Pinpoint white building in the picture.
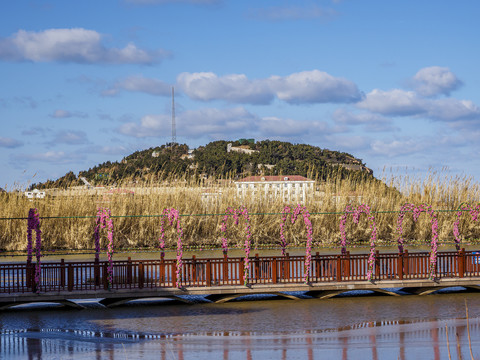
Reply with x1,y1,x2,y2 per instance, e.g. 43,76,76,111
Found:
24,189,46,199
234,175,315,203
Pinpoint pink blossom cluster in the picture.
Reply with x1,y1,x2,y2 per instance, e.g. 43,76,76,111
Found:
280,204,313,283
396,203,438,279
395,203,416,253
27,208,42,290
453,204,480,250
94,207,114,287
340,204,378,280
220,206,252,286
159,208,184,288
220,207,237,255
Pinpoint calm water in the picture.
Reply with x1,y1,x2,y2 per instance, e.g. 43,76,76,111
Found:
1,291,480,359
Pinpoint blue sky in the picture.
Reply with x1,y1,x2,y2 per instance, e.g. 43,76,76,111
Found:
1,0,479,189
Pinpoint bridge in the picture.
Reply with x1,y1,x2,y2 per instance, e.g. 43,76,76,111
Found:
1,249,480,309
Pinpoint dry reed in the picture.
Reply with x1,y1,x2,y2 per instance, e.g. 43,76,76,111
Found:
1,170,480,252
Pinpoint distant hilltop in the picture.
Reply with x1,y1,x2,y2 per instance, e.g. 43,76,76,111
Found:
30,140,374,189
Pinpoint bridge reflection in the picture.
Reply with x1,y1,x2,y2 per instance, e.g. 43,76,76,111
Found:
1,319,478,359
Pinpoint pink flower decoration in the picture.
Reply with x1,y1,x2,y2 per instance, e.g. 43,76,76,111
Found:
27,208,42,291
396,203,438,279
453,204,480,250
221,206,252,286
280,204,314,284
159,208,184,288
94,207,114,287
339,204,378,281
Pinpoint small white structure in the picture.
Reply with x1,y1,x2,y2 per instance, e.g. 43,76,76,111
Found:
227,143,258,155
24,189,46,199
234,175,315,202
200,188,222,208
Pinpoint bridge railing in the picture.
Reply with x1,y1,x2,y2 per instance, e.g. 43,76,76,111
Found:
0,249,479,294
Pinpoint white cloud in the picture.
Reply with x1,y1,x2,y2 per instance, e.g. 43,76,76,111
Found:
249,5,337,21
358,88,480,124
103,75,172,96
371,138,427,157
270,70,362,104
357,89,426,116
332,108,396,132
178,70,361,105
118,107,258,139
426,98,480,122
51,130,89,145
0,28,168,64
411,66,462,97
50,109,88,119
0,137,23,148
258,117,329,137
14,151,84,163
177,72,273,104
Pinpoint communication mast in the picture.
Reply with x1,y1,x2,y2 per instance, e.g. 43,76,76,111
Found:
171,86,176,145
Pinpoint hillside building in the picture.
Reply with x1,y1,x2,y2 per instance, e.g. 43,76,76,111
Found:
234,175,315,202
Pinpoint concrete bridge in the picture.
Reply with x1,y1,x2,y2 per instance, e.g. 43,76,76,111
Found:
1,250,480,309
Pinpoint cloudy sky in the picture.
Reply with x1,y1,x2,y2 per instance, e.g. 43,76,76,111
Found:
1,0,479,189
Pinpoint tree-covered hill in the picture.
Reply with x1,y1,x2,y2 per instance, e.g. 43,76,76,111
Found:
30,140,375,189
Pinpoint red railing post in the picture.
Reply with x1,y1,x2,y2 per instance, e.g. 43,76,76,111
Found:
239,259,244,285
315,252,320,280
255,254,260,281
206,259,212,287
375,250,380,279
127,257,132,286
285,253,290,280
26,260,33,289
192,255,197,284
67,264,74,292
336,255,342,282
60,259,65,289
103,263,109,290
458,248,465,278
397,252,404,280
404,250,409,277
272,258,278,284
223,253,228,285
160,253,165,284
138,261,144,289
344,251,351,280
171,262,177,287
94,258,100,286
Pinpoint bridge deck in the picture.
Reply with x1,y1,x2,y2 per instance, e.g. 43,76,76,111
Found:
1,249,480,308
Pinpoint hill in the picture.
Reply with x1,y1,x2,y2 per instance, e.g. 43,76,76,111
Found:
30,140,375,189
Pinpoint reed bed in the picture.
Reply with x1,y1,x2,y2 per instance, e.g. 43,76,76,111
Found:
1,170,480,252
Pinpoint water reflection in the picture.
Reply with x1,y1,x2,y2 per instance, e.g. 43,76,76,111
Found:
1,294,480,359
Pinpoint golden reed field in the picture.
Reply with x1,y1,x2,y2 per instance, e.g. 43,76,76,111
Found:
1,170,480,252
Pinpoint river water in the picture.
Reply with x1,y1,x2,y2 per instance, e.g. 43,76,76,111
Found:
1,290,480,359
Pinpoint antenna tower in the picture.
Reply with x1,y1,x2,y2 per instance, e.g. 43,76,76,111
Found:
171,86,176,145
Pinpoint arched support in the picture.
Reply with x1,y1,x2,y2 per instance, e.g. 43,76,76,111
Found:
306,290,347,299
370,289,401,297
0,300,85,310
99,295,193,308
205,292,301,303
401,287,446,296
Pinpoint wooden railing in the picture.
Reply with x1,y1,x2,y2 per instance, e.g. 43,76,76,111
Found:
1,249,480,294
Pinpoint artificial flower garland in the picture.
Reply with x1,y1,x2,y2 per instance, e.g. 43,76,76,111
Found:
453,204,480,250
27,208,42,291
280,204,313,284
340,204,378,281
220,206,252,286
396,203,438,279
94,207,114,287
158,208,184,288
